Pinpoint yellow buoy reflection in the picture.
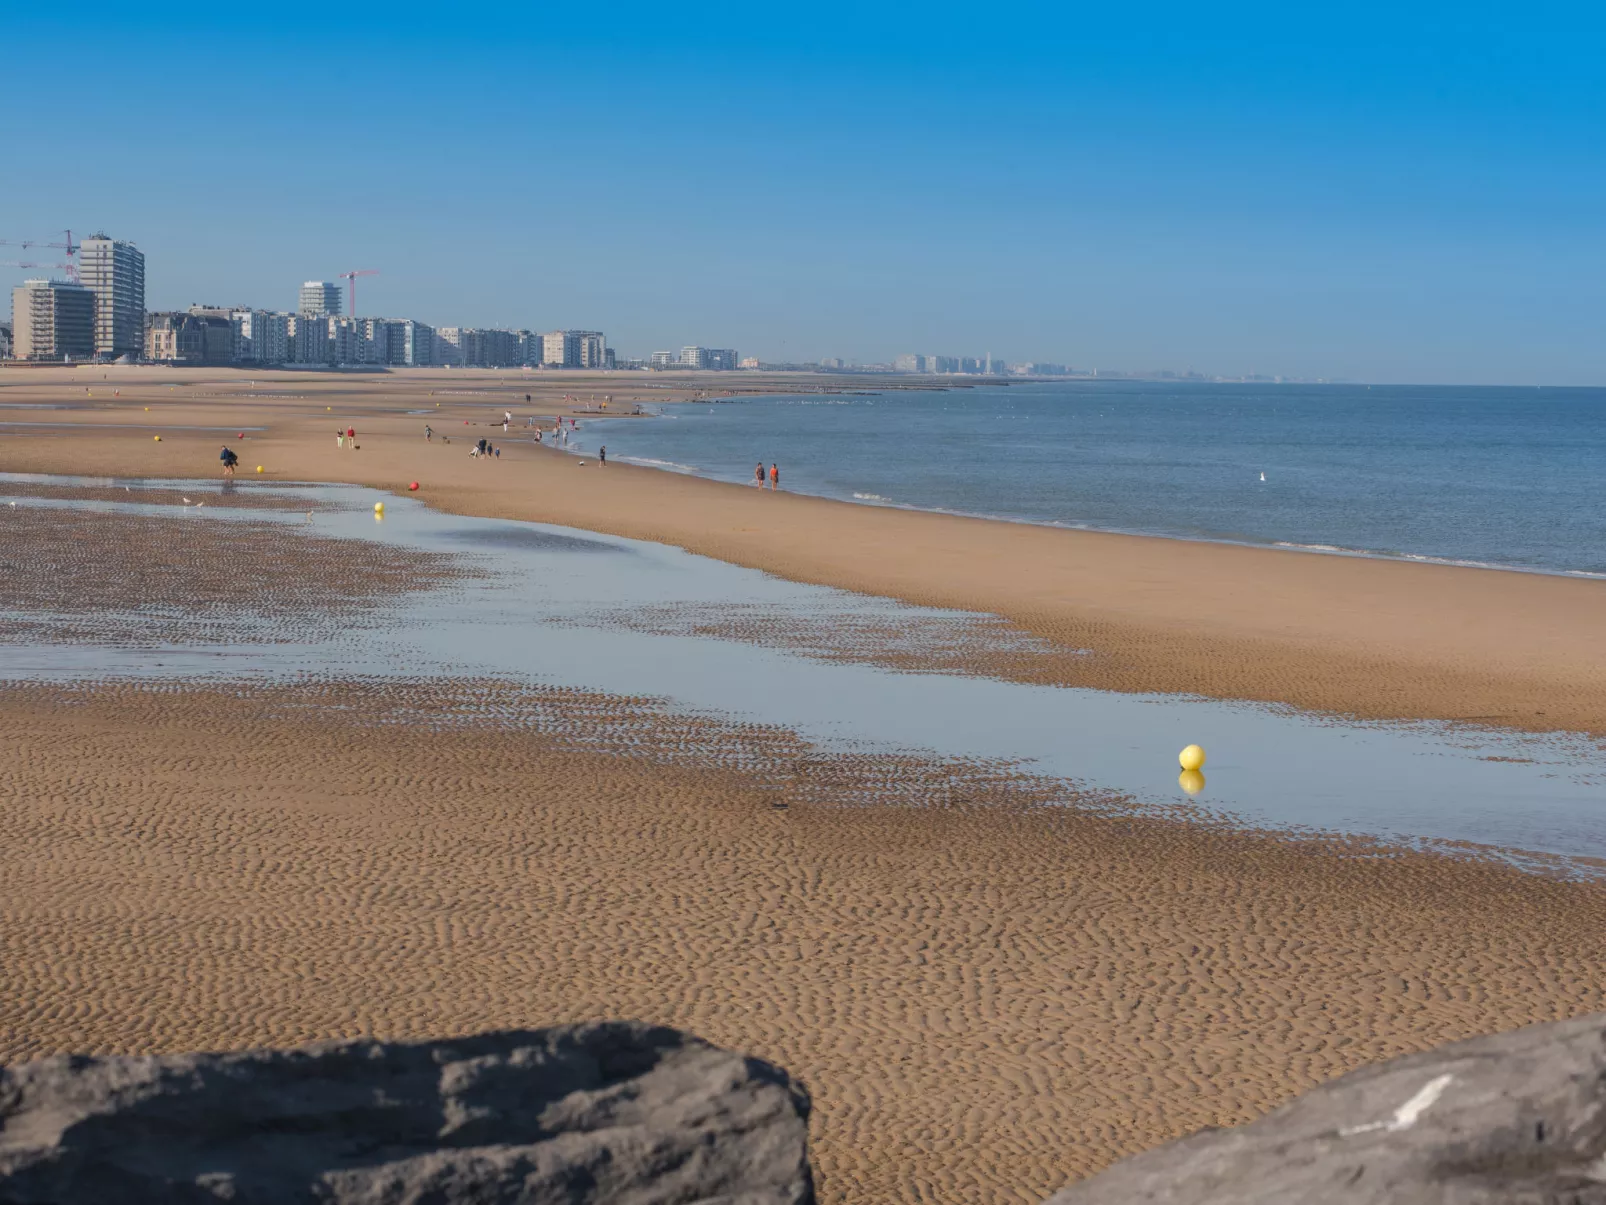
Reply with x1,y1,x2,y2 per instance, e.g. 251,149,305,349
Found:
1179,743,1207,771
1178,769,1206,796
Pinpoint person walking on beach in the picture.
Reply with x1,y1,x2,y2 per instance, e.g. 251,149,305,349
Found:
754,462,765,488
219,445,238,477
599,445,607,466
769,463,780,491
425,425,433,442
347,426,356,449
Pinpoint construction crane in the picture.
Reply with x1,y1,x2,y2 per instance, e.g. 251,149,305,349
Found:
339,268,379,317
0,231,78,281
0,260,75,275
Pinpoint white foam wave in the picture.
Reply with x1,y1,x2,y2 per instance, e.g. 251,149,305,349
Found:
852,492,893,503
620,456,700,474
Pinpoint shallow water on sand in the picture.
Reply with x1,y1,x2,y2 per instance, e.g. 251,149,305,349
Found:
3,472,1603,873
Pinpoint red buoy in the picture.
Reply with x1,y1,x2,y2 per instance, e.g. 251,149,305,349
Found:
409,481,419,491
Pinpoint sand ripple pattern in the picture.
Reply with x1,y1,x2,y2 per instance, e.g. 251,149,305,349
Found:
3,678,1605,1205
0,506,474,648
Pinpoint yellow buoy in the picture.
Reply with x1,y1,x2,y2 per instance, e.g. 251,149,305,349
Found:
373,501,385,514
256,465,263,473
153,435,161,441
1179,744,1206,771
1178,769,1206,796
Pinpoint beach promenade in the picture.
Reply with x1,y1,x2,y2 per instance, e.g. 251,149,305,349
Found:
3,365,1605,1203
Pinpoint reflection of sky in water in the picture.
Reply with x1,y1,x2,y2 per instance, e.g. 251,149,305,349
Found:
3,473,1605,872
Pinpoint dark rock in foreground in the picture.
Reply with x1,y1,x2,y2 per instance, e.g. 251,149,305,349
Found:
1045,1011,1606,1204
0,1022,813,1204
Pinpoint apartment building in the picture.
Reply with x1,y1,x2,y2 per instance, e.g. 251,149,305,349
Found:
146,310,233,365
542,330,579,367
388,319,435,367
288,313,331,364
298,281,342,316
78,234,146,359
11,278,95,361
232,310,292,364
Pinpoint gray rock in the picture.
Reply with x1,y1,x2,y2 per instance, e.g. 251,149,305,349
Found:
1045,1010,1606,1204
0,1022,813,1204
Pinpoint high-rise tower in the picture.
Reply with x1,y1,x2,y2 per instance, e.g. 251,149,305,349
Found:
298,281,342,316
78,234,145,359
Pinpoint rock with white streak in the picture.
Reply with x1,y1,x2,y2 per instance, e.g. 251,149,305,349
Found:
1043,1011,1606,1204
0,1022,813,1204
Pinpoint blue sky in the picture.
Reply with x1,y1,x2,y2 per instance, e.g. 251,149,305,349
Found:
4,1,1603,382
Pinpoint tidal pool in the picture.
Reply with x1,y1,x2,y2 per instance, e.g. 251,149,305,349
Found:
2,472,1602,873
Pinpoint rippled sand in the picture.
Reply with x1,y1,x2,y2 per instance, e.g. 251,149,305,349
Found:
3,675,1605,1204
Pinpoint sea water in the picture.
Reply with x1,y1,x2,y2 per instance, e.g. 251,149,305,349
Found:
569,382,1606,577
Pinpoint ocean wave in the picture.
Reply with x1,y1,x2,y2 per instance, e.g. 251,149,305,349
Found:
852,492,893,503
1274,541,1359,554
619,456,700,474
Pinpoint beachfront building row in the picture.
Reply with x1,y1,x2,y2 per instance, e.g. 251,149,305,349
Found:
140,307,614,371
648,346,741,370
893,352,1075,376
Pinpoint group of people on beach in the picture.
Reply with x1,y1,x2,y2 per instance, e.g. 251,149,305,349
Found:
754,462,780,490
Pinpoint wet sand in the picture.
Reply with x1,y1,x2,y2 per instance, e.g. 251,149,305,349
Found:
4,366,1606,1203
3,364,1605,733
4,677,1605,1204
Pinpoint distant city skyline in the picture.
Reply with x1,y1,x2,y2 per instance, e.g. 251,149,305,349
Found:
4,2,1604,383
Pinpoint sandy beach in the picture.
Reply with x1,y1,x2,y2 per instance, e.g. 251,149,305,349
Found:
4,365,1604,733
3,365,1606,1203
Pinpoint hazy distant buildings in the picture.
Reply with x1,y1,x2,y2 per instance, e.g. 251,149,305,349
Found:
539,330,576,367
11,279,95,361
389,319,435,367
0,321,10,360
232,309,292,364
649,351,676,369
738,356,759,369
298,281,342,316
536,330,607,368
78,235,145,359
287,313,330,363
576,331,607,368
